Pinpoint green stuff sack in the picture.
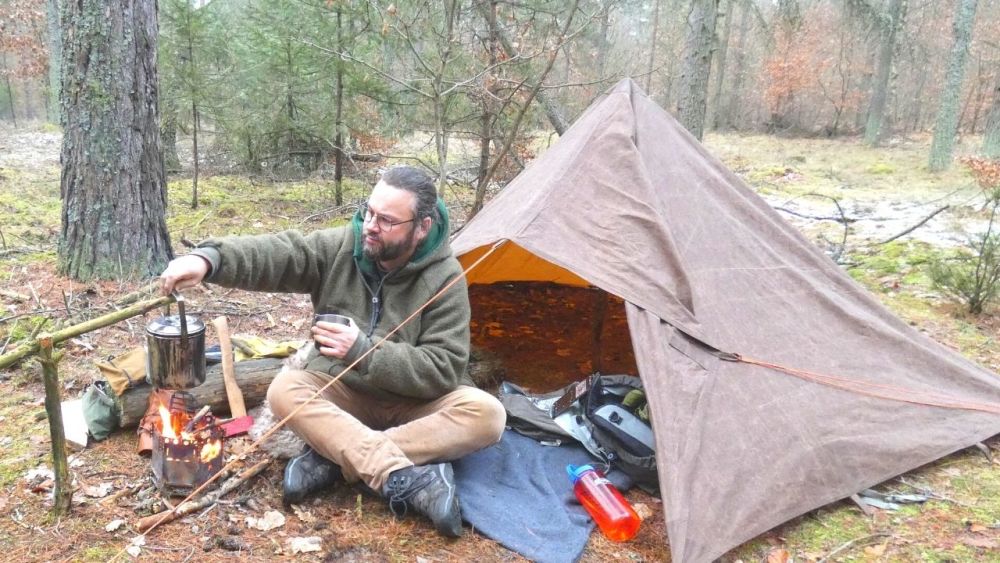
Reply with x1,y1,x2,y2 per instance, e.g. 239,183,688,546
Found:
81,380,120,441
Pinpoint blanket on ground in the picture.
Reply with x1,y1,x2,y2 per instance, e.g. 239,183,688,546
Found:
453,430,632,563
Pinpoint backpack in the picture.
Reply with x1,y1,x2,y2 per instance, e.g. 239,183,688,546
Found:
499,374,659,492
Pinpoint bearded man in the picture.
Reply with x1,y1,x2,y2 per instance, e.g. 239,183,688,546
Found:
159,166,506,537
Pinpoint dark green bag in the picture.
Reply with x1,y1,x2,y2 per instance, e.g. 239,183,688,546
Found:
81,380,120,441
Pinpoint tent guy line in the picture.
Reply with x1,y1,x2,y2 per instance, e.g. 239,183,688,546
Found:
730,354,1000,415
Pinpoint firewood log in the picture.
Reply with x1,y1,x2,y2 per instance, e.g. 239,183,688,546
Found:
116,358,283,428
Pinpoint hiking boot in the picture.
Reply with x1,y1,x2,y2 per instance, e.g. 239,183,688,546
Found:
382,463,462,537
282,447,343,507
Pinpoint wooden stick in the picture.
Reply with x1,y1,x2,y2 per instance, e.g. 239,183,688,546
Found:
211,316,246,417
135,458,271,533
0,293,174,370
37,335,72,516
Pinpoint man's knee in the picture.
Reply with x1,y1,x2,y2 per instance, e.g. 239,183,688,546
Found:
267,368,309,418
461,388,506,444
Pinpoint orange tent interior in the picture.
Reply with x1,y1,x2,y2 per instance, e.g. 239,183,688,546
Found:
462,242,638,392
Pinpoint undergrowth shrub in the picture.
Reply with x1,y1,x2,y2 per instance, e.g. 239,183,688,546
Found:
928,158,1000,314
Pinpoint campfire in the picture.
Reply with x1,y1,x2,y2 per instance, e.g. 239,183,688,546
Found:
149,391,225,496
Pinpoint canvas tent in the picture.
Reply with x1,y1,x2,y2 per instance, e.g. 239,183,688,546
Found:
451,79,1000,562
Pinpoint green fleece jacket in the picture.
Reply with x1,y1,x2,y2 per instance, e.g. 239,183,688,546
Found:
192,202,472,401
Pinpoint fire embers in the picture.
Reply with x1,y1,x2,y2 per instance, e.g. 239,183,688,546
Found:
150,393,225,496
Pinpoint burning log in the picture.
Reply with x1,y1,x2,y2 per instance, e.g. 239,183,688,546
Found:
136,457,273,533
116,358,283,429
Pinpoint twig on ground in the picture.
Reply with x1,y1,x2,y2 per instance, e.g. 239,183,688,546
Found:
301,203,359,224
817,533,890,563
0,309,62,324
774,207,857,223
100,483,144,505
0,246,43,258
878,205,951,245
0,290,28,302
27,283,40,307
135,459,271,532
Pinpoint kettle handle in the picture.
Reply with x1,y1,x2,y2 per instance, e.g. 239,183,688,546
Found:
172,291,189,343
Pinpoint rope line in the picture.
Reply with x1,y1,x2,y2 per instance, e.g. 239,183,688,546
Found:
732,354,1000,415
108,239,507,561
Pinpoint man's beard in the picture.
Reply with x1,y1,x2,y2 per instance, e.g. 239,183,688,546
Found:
363,226,417,264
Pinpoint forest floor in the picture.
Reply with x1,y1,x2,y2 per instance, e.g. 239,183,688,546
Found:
1,123,999,562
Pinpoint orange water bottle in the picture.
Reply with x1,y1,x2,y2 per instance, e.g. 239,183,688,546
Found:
567,464,641,541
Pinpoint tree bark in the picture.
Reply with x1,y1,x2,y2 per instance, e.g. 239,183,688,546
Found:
473,0,499,215
161,96,182,173
724,0,750,131
708,0,734,130
644,0,661,93
333,3,345,207
2,53,16,127
59,0,173,281
46,0,61,123
676,0,719,141
117,358,284,428
928,0,979,172
864,0,905,147
983,72,1000,158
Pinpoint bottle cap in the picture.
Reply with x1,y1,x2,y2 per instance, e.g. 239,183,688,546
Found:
566,464,595,483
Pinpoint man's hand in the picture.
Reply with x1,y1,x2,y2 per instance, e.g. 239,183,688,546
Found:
312,320,360,359
159,254,211,295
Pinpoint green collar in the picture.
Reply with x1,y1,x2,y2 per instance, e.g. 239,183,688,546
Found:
352,198,449,274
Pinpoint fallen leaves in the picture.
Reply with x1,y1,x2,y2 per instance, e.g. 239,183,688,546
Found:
105,519,125,532
765,548,790,563
287,536,322,554
291,504,317,524
81,482,114,498
246,510,285,531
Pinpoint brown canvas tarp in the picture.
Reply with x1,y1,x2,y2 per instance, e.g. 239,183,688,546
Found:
452,79,1000,562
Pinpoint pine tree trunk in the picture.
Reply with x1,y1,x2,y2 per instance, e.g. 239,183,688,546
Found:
333,3,345,207
983,73,1000,158
724,0,750,131
191,103,200,209
46,0,61,123
644,0,661,93
474,0,499,217
928,0,979,172
59,0,173,281
864,0,905,147
3,53,16,127
161,96,182,173
676,0,719,141
708,0,734,131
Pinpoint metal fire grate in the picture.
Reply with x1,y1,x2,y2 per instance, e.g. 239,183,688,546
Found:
150,392,225,496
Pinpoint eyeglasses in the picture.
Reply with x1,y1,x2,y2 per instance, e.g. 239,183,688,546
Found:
360,201,416,232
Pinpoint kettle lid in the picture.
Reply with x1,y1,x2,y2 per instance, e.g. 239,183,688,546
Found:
146,315,206,337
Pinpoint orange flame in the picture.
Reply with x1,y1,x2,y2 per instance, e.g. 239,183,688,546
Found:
158,405,177,440
200,440,222,463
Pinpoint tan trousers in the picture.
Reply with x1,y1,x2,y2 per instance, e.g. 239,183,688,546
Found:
267,369,506,491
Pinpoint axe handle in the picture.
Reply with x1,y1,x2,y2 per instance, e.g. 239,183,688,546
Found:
212,316,247,418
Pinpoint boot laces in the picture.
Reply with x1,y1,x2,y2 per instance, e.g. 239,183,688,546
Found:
385,468,434,517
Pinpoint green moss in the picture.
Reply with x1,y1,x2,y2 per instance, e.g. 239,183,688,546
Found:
867,162,896,174
77,545,120,561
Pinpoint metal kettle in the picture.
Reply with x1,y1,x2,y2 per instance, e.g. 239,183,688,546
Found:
145,294,206,389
